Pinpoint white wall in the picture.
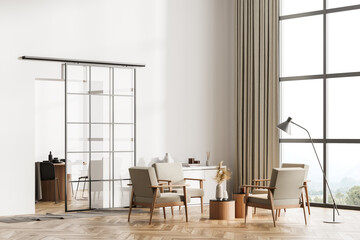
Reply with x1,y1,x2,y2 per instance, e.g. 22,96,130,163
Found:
0,0,236,216
35,77,64,161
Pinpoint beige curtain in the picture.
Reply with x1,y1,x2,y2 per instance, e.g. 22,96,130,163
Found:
235,0,279,191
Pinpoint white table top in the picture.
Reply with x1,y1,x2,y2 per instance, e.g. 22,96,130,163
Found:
182,165,220,171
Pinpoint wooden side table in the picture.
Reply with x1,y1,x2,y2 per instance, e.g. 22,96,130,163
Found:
209,200,235,220
233,193,245,218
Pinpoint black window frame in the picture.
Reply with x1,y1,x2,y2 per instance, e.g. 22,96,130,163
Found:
279,1,360,211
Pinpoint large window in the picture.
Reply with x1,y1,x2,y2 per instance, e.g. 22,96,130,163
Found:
280,1,360,208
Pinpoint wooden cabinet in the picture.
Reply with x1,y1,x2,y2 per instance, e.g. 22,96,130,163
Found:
40,163,72,201
183,166,226,205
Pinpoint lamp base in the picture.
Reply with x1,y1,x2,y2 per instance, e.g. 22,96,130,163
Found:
323,203,341,224
323,220,342,224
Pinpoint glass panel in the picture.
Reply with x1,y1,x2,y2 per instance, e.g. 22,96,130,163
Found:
91,67,111,94
114,180,132,207
91,181,112,208
114,68,134,96
327,77,360,138
66,65,135,210
114,152,133,180
327,0,360,9
114,97,134,123
281,15,323,77
91,95,110,123
67,124,89,152
114,125,134,151
327,144,360,206
280,80,323,139
327,10,360,74
67,65,89,94
66,153,89,210
281,0,323,16
90,124,111,152
281,143,324,203
91,154,111,180
67,95,89,123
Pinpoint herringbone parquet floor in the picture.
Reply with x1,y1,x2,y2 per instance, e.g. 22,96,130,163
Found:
0,202,359,240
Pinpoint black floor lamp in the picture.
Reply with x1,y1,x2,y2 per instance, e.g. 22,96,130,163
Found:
277,117,341,223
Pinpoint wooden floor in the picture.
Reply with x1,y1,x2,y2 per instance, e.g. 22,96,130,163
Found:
0,202,360,239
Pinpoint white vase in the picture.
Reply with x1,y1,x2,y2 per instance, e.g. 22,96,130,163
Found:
223,190,228,200
216,184,223,200
163,153,174,163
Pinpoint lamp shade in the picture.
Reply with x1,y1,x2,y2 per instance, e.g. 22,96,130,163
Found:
277,117,292,135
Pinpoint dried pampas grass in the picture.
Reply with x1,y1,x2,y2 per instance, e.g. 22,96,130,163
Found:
215,161,231,184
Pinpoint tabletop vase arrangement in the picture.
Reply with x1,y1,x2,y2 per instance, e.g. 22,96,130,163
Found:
215,161,231,200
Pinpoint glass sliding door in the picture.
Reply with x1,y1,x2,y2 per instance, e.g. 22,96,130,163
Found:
64,64,134,212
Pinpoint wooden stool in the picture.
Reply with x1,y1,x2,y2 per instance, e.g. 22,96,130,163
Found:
209,200,235,220
233,193,245,218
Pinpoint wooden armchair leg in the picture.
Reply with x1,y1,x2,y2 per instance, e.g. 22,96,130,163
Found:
271,208,276,226
183,186,188,222
128,204,133,222
200,196,204,213
269,191,276,227
301,193,307,225
149,188,158,225
304,185,311,215
245,186,249,224
244,204,248,224
254,207,257,214
128,188,134,222
149,205,155,224
171,207,174,215
271,207,276,227
163,207,166,219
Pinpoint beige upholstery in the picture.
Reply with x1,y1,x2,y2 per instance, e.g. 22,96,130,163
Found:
154,162,185,185
252,163,311,215
281,163,309,180
247,194,300,206
244,168,307,227
269,168,305,200
129,167,159,198
249,168,305,205
153,162,205,213
128,167,189,224
174,188,203,197
136,193,190,204
252,188,269,194
253,163,309,193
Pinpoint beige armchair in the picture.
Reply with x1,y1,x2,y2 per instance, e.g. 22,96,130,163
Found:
128,167,190,224
244,168,307,227
253,163,311,215
153,163,205,213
